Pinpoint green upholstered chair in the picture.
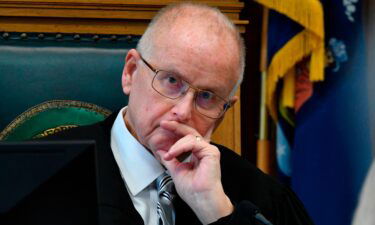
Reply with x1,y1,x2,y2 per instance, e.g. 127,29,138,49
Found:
0,33,139,140
0,100,111,141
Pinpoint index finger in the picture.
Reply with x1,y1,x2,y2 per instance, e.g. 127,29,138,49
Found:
160,120,200,137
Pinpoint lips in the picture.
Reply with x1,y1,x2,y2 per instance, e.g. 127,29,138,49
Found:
150,126,180,151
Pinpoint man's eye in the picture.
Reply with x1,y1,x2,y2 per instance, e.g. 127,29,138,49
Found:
196,91,218,110
200,91,214,100
159,73,183,92
167,76,178,84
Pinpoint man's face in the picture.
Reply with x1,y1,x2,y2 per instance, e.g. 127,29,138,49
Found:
122,28,239,159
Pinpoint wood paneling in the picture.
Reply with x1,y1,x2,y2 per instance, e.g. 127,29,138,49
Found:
212,90,241,155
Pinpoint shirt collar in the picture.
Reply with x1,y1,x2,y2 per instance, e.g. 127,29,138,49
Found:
110,107,165,196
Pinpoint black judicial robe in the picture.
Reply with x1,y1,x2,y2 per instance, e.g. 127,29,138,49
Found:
41,112,315,225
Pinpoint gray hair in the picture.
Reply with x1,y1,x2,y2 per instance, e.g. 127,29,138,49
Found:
136,2,245,98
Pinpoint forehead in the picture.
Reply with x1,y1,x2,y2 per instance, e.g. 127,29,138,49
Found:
149,25,240,97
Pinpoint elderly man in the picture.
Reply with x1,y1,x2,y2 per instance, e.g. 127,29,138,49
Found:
47,2,314,225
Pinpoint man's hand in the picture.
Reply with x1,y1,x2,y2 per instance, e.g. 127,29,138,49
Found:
156,120,234,225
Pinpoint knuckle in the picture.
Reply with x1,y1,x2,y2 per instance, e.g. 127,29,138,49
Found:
187,134,196,140
211,146,220,157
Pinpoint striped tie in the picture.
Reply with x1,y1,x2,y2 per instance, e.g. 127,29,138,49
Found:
156,172,176,225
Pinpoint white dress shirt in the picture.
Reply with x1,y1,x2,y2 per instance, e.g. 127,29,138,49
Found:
110,107,165,225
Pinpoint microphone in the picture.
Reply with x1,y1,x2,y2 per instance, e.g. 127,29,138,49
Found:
247,201,274,225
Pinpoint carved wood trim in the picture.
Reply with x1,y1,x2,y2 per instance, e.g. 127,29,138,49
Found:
0,0,248,35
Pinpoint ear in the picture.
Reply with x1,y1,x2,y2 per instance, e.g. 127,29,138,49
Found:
122,49,140,95
212,95,239,132
228,95,239,108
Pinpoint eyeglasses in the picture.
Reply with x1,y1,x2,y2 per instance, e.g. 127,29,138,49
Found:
140,56,230,119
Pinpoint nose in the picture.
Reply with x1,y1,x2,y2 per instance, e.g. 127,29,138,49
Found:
170,91,195,122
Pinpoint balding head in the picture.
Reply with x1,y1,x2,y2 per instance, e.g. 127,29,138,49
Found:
137,3,245,96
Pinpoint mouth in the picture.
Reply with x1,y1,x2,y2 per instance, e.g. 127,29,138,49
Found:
157,126,180,139
148,126,180,151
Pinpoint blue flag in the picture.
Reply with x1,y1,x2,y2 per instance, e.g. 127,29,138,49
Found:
255,0,372,224
292,1,373,225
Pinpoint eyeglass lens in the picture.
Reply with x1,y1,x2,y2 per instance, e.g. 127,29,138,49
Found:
152,71,227,118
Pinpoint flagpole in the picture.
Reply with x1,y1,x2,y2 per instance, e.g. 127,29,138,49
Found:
257,6,272,174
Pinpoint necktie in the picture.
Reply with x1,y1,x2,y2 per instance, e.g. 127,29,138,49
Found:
156,172,176,225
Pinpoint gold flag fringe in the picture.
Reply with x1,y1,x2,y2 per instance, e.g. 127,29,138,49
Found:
281,67,296,109
255,0,325,120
